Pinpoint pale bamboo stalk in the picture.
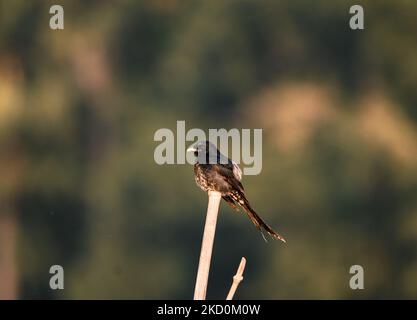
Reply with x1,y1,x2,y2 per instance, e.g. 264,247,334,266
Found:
193,191,222,300
226,257,246,300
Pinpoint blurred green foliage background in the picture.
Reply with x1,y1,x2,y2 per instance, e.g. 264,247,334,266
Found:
1,0,417,299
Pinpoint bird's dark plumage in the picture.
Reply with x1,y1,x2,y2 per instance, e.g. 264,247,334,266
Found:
188,141,286,242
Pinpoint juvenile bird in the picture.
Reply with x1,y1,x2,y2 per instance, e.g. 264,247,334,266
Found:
187,141,286,242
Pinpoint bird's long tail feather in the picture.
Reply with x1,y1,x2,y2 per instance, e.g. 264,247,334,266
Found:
240,196,286,243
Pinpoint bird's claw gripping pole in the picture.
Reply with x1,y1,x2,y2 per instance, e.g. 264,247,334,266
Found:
193,191,222,300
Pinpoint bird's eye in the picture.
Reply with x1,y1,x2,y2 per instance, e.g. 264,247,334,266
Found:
194,151,198,156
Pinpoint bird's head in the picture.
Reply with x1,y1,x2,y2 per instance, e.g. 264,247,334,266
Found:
187,141,221,164
187,140,212,158
187,140,242,180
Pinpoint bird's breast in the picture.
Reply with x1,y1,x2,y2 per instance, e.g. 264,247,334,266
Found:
194,164,212,193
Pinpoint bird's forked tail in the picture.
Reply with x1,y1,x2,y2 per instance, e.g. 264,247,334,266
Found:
240,196,286,243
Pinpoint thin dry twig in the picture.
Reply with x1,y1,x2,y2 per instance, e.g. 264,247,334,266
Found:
193,191,222,300
226,257,246,300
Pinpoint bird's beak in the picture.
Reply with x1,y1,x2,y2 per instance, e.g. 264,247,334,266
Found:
187,146,197,153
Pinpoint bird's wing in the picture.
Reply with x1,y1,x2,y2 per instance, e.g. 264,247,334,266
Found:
232,160,242,181
222,195,239,211
212,164,245,193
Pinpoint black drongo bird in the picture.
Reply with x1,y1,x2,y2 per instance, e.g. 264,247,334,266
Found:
187,141,286,242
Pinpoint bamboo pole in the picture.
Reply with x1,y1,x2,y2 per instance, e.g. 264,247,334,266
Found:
226,257,246,300
193,191,222,300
